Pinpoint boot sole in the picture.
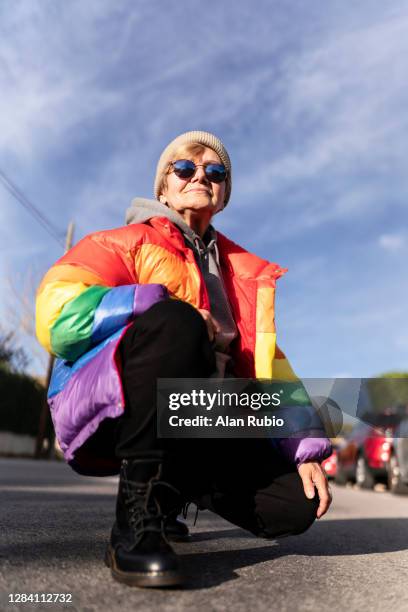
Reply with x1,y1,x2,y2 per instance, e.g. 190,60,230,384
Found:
104,545,184,588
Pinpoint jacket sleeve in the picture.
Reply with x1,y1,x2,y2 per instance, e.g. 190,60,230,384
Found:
271,389,333,466
276,436,332,466
35,230,168,361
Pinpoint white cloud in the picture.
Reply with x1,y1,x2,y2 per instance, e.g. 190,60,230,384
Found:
237,9,408,224
0,1,126,159
378,233,405,252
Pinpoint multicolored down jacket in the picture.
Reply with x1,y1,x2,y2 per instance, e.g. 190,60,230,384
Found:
35,204,331,475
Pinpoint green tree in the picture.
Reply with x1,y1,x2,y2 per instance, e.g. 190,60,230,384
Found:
0,328,29,373
0,327,47,437
366,372,408,413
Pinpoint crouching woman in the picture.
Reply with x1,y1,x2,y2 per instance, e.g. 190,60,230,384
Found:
35,130,332,588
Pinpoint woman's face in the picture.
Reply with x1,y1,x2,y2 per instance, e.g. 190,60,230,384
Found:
159,147,226,220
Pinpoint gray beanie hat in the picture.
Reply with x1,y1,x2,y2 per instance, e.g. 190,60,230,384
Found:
154,130,232,205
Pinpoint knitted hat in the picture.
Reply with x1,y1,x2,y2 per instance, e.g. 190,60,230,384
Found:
154,130,232,205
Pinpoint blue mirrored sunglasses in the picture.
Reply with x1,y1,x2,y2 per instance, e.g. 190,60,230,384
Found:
170,159,227,183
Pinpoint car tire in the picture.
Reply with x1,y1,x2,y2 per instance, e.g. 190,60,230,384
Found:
387,455,408,495
355,456,375,490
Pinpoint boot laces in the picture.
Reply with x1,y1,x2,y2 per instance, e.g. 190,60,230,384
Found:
182,501,200,526
122,468,180,541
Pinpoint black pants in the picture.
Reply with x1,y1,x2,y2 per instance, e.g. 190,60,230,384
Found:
114,299,318,538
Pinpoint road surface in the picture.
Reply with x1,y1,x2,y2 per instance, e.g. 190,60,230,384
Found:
1,458,408,611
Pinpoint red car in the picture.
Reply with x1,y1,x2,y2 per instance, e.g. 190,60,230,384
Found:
335,422,393,489
322,447,338,479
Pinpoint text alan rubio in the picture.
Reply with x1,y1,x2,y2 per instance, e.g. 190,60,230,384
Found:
167,389,285,428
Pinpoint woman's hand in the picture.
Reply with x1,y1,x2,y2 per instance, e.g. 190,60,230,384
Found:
197,309,220,342
297,461,332,519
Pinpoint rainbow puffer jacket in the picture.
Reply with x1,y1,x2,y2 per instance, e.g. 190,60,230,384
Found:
36,205,331,475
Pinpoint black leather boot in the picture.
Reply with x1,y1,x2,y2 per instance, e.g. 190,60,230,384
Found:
104,457,184,587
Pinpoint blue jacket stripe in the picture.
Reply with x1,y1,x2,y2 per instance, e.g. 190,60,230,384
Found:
91,285,135,344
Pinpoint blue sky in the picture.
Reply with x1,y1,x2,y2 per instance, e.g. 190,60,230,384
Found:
1,0,407,378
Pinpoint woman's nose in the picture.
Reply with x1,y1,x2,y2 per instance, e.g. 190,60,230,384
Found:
192,165,209,183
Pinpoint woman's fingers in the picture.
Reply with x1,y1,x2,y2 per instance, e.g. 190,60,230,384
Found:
313,468,332,518
298,462,333,519
197,309,220,341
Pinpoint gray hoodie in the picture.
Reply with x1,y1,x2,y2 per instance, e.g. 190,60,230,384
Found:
125,198,237,377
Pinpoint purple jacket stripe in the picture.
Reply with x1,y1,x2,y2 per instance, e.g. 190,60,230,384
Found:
48,326,126,398
278,434,332,466
133,283,169,316
271,404,332,465
48,328,128,462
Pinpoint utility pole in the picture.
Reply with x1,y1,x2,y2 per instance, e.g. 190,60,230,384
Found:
35,221,75,459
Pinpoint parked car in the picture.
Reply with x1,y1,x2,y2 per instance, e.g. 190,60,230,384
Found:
335,420,395,489
387,418,408,495
322,445,338,480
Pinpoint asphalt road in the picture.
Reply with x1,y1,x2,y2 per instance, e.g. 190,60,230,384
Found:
1,458,408,612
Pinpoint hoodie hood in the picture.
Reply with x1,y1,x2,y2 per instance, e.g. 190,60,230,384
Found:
125,197,203,247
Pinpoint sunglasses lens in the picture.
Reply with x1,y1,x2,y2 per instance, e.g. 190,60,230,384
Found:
172,159,196,179
172,159,227,183
205,163,227,183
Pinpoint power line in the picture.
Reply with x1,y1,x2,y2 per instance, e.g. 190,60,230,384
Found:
0,168,66,248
